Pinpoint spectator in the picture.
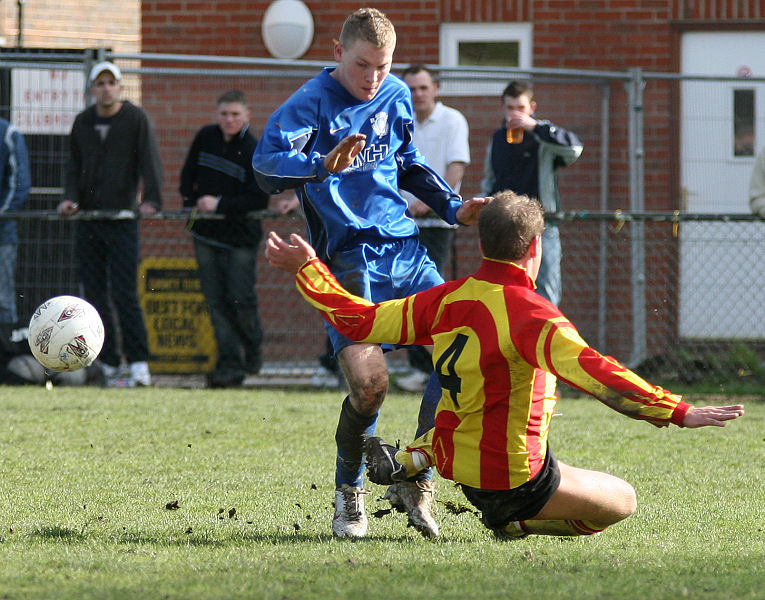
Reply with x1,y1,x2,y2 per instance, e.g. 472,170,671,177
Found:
252,8,486,538
265,190,745,540
482,80,583,306
0,118,30,329
396,64,470,393
180,90,270,388
749,144,765,217
58,61,163,387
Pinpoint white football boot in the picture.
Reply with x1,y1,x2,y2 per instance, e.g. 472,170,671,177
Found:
333,484,369,538
129,361,151,386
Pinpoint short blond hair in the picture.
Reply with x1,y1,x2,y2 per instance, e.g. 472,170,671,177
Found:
339,8,396,49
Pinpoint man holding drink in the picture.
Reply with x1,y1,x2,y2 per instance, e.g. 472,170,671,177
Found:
481,80,583,307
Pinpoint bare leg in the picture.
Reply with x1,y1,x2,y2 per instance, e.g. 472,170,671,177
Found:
331,343,391,537
512,461,637,536
333,343,388,488
338,342,388,415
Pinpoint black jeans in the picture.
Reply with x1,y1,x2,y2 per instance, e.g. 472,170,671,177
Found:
75,220,149,367
193,237,263,374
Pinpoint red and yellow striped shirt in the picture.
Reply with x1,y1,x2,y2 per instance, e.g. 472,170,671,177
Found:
296,256,691,490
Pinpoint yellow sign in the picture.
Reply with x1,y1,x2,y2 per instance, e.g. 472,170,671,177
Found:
138,257,217,374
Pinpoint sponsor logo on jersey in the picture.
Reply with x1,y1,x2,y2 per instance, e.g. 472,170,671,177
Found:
370,112,388,138
351,144,389,172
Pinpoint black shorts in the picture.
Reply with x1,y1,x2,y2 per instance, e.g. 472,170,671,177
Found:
460,450,561,530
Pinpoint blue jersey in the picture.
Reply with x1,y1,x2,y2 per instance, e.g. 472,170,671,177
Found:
252,68,463,261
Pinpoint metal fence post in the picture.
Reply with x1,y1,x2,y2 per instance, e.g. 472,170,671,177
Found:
597,80,611,351
627,67,647,367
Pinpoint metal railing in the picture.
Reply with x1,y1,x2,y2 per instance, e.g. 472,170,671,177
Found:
2,50,763,389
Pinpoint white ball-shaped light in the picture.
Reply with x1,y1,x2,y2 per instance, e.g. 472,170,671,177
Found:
262,0,314,60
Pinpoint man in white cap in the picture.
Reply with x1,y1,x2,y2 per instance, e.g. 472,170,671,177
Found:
58,61,163,387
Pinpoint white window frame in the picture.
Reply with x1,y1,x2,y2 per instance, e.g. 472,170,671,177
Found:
439,23,533,96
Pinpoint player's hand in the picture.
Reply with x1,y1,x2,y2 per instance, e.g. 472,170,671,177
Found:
265,231,316,274
57,200,80,216
324,134,366,173
456,196,491,225
682,404,744,428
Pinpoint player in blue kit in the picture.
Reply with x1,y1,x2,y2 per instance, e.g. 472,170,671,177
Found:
252,7,487,538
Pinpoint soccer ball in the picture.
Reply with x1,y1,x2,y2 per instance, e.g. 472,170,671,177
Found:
28,296,104,372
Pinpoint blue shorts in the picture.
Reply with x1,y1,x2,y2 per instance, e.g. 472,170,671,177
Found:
325,236,444,354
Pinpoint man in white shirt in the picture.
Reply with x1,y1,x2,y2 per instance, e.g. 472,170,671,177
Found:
398,64,471,392
749,145,765,218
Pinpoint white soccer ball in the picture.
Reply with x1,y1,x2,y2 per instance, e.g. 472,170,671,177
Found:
28,296,104,372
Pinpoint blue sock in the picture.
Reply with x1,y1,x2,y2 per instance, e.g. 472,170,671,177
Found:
335,395,378,488
411,372,441,482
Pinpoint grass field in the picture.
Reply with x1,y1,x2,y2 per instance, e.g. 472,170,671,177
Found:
0,384,761,599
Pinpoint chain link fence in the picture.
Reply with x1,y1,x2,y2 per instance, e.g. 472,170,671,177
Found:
1,51,764,389
10,210,765,389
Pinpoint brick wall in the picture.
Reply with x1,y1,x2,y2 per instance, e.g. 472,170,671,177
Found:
139,0,763,215
1,1,140,51
137,1,764,365
141,1,763,66
2,2,761,367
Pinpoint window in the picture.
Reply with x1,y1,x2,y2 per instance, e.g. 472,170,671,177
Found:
439,23,532,95
733,88,755,157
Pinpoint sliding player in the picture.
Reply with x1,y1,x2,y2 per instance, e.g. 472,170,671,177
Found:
265,190,744,539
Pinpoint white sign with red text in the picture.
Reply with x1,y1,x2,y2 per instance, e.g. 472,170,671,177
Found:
11,68,86,134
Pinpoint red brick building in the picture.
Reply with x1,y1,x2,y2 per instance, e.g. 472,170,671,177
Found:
137,1,765,366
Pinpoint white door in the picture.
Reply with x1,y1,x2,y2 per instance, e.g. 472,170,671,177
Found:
679,31,765,339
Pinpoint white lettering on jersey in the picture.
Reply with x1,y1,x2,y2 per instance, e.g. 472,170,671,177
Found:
351,143,389,171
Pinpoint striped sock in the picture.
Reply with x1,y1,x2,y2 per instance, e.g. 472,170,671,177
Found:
517,519,607,536
565,519,606,536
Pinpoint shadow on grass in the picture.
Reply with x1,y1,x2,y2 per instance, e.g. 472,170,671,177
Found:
21,527,455,547
30,526,88,542
111,530,432,546
25,518,476,547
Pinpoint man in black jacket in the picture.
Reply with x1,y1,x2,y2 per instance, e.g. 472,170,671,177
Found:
481,81,583,308
180,90,270,388
58,61,163,387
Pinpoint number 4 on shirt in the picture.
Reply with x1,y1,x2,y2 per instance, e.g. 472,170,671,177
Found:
435,333,468,407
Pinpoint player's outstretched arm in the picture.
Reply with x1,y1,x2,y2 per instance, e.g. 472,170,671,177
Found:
456,196,491,225
324,134,366,173
682,404,744,428
265,231,316,274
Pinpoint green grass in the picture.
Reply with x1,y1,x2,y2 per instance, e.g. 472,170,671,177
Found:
0,385,761,599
